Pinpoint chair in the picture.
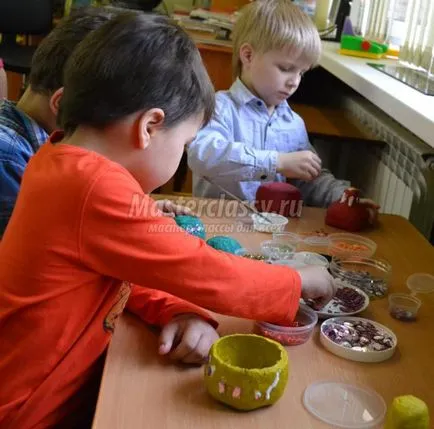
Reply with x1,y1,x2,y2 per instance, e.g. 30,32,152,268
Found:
0,0,53,75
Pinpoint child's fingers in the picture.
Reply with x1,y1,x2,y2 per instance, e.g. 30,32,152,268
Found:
158,322,179,355
311,155,322,170
305,166,319,181
314,153,322,163
169,329,201,361
178,335,212,364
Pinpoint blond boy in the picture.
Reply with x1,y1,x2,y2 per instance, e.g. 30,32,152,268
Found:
188,0,378,212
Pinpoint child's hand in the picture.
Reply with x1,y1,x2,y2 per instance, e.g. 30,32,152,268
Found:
297,266,336,310
158,314,219,364
277,151,322,181
155,199,193,218
359,198,380,225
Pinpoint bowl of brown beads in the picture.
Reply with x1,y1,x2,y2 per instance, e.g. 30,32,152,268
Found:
320,317,397,363
305,280,370,319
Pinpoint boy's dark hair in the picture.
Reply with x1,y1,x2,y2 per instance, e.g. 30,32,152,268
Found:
59,13,215,134
29,6,123,95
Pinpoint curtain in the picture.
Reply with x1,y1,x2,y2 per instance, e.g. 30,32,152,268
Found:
399,0,434,73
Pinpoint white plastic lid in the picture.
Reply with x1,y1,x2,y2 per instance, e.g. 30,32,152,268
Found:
303,381,386,428
407,273,434,295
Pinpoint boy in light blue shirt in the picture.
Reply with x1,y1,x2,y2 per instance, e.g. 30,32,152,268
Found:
188,0,377,209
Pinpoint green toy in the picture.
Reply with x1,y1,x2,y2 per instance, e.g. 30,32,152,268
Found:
385,395,429,429
206,236,243,254
174,215,206,239
204,334,289,411
340,35,388,59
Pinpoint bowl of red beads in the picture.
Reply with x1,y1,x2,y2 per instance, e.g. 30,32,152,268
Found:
327,233,377,258
254,304,318,346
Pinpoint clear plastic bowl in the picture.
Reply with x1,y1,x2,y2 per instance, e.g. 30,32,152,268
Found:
270,259,307,269
260,240,296,260
272,232,303,248
254,304,318,346
234,247,269,261
251,212,288,233
328,233,377,258
329,256,392,299
389,293,421,322
272,231,330,249
292,251,329,268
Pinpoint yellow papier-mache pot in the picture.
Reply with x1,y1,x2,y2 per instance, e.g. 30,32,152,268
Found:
204,334,289,411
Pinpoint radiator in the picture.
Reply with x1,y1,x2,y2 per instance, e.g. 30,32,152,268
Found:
339,96,434,240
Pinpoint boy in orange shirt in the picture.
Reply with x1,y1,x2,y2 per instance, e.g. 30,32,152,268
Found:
0,11,334,429
0,5,221,368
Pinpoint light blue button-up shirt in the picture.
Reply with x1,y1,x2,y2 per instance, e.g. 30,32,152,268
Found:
188,79,349,207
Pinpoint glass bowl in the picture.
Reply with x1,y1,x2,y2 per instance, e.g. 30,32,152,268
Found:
329,256,392,299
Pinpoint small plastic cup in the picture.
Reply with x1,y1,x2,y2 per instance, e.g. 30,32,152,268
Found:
388,293,421,322
254,304,318,346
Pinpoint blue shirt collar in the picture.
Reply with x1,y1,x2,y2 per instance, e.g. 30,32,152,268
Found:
229,78,294,119
0,100,48,152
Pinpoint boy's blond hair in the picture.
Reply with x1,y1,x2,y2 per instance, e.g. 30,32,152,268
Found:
232,0,321,79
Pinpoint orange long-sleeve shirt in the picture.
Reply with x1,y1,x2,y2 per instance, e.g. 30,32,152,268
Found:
0,135,301,428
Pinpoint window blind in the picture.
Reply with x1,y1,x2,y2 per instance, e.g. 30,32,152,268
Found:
360,0,434,73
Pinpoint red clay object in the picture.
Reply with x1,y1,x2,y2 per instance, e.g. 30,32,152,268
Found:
325,188,371,232
255,182,303,218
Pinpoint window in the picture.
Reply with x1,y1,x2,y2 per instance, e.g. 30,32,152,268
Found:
359,0,433,72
